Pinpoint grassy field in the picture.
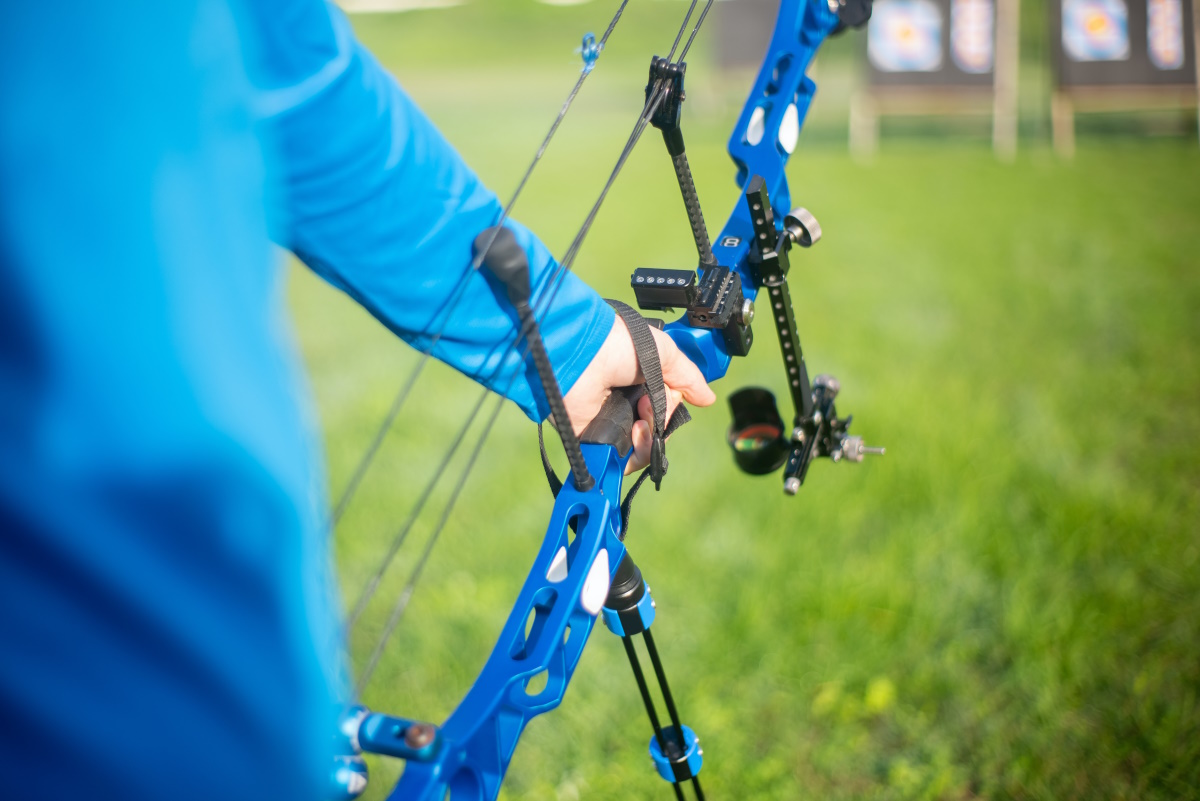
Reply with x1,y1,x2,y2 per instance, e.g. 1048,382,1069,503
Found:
290,2,1200,799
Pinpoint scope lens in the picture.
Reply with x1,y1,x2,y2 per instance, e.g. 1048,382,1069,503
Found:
730,423,782,452
727,388,790,475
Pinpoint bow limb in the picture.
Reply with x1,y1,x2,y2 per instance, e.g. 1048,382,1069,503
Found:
665,0,841,383
389,440,631,801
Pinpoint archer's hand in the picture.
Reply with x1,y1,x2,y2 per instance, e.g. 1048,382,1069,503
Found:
562,316,716,474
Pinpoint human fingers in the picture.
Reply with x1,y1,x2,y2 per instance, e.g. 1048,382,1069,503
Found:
650,327,716,407
626,418,652,475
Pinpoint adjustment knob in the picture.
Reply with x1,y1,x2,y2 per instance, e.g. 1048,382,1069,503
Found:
784,207,821,248
836,435,885,463
813,374,840,398
739,298,755,325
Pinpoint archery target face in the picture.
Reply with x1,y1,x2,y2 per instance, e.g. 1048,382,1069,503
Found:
1062,0,1131,61
1147,0,1185,69
951,0,995,73
868,0,945,72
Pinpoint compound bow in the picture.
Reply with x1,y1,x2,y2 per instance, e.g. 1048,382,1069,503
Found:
327,0,879,798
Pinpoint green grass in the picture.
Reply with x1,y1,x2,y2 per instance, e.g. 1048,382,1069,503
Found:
290,3,1200,799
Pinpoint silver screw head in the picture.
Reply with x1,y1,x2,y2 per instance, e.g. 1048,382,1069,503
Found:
784,477,801,495
740,298,755,325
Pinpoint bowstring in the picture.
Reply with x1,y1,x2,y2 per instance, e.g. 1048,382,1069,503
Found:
666,0,700,61
350,0,716,697
353,82,670,694
329,0,632,528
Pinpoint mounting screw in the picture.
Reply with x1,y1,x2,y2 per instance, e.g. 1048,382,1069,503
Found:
404,723,437,750
784,477,800,495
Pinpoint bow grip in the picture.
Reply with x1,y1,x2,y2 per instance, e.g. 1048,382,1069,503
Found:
579,385,646,458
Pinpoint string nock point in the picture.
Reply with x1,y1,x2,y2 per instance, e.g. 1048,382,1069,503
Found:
580,32,601,73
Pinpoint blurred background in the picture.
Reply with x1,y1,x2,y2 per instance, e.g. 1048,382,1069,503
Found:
296,0,1200,798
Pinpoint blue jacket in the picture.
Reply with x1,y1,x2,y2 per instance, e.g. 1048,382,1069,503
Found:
0,2,614,799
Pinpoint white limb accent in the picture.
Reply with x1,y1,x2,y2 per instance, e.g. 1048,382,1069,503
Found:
746,106,766,146
546,546,569,583
779,103,800,154
346,773,368,796
580,550,611,615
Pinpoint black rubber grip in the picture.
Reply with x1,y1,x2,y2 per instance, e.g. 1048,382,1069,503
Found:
580,385,646,458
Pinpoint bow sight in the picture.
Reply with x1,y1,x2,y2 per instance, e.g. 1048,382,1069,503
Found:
632,53,883,495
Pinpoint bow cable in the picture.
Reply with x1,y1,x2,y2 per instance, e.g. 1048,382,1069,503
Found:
329,0,632,528
348,1,717,696
351,81,671,693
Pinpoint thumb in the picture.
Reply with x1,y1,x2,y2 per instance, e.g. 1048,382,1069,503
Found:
650,327,716,407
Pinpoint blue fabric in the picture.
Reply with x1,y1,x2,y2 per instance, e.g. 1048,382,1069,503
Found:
0,2,613,800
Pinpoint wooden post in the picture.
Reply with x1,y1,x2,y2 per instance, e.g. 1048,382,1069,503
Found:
1194,0,1200,143
849,90,879,159
1051,90,1075,158
992,0,1021,159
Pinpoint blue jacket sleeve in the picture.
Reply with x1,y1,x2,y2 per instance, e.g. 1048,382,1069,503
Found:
239,0,615,421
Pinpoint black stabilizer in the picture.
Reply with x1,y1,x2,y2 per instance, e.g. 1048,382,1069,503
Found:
831,0,873,34
605,553,646,612
606,553,654,637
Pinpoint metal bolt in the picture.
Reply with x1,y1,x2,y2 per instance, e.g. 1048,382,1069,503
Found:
792,427,805,443
404,723,437,750
784,477,800,495
839,435,886,463
740,298,755,325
